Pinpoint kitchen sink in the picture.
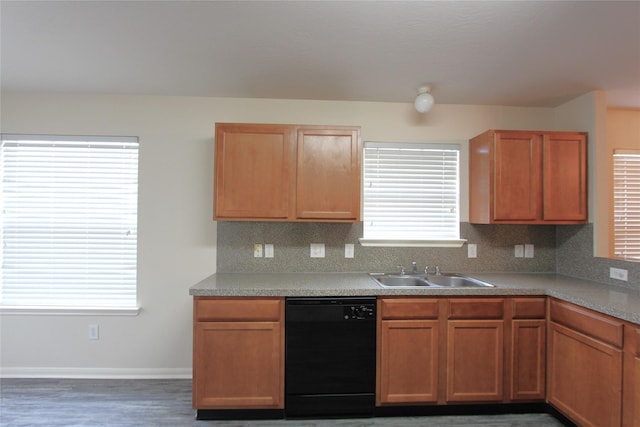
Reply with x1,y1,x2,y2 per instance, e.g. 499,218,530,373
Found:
370,272,495,288
424,273,495,288
371,274,432,287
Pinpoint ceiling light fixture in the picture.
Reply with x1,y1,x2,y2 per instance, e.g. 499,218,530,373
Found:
414,86,435,113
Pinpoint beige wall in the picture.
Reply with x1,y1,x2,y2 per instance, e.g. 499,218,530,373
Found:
608,108,640,150
552,91,608,255
0,91,590,377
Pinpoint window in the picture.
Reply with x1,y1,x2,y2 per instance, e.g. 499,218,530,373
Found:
613,149,640,261
361,142,464,247
1,135,139,311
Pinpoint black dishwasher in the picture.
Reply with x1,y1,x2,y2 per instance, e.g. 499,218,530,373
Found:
285,296,376,418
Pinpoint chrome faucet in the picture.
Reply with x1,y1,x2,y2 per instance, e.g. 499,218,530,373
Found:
411,261,418,274
397,265,406,275
424,265,441,275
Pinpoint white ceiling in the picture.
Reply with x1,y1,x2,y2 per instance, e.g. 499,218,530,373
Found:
2,1,639,108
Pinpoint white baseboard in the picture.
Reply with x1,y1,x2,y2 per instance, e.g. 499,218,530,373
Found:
0,367,192,379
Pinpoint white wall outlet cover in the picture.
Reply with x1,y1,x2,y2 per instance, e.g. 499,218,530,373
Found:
310,243,325,258
524,244,534,258
609,267,628,281
345,243,355,258
88,324,99,340
514,245,524,258
467,243,477,258
264,244,274,258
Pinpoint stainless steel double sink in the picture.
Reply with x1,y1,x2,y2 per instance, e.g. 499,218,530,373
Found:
370,272,495,288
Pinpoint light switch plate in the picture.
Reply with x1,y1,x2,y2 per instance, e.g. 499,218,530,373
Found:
467,243,477,258
264,244,274,258
310,243,325,258
345,243,355,258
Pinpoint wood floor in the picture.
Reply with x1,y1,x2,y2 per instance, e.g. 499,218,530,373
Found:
0,379,568,427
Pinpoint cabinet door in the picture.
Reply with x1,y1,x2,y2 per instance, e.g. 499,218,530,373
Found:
624,327,640,427
493,132,541,221
295,127,361,221
510,319,546,401
548,322,622,427
634,354,640,427
193,321,284,409
446,320,504,402
378,320,439,404
214,124,294,220
542,132,587,221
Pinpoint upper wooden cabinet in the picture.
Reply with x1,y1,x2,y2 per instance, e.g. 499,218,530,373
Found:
214,123,361,222
469,130,587,224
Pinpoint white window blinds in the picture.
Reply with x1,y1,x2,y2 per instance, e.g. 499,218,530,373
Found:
1,135,139,309
613,149,640,261
362,142,460,244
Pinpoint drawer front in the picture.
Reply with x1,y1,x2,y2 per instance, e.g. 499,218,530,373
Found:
380,298,439,320
195,297,283,322
512,298,546,319
448,298,504,319
550,299,623,348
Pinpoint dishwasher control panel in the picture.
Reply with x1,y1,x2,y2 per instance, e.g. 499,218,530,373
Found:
345,305,375,320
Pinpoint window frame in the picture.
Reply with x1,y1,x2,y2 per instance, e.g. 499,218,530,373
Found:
611,148,640,261
0,134,140,315
359,141,466,248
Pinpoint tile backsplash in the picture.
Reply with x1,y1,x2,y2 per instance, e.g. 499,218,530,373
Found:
217,221,639,289
557,223,639,289
217,222,556,274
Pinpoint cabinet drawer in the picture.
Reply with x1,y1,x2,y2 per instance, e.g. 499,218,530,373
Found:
550,299,623,348
380,298,439,320
512,298,546,319
195,297,283,322
448,298,504,319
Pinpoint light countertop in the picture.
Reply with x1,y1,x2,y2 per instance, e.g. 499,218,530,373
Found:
190,272,640,324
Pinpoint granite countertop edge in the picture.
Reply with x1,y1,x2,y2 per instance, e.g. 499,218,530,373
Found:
189,272,640,324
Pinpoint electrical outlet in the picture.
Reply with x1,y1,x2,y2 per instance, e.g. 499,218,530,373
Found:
88,324,99,340
467,243,477,258
610,267,628,281
344,243,355,258
264,244,274,258
310,243,325,258
253,244,263,258
514,245,524,258
524,244,534,258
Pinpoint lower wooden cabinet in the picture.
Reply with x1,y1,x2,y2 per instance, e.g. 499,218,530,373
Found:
191,294,635,425
192,297,285,410
446,320,504,402
510,319,546,400
547,299,624,427
378,297,549,406
446,299,505,403
634,347,640,427
378,319,439,404
509,298,546,401
623,327,640,427
377,298,440,405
